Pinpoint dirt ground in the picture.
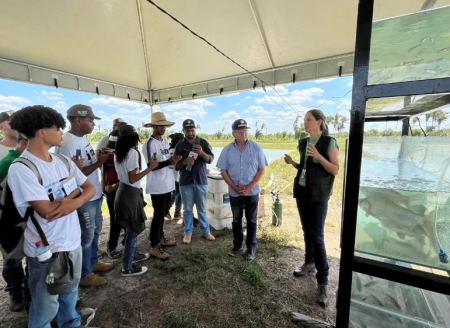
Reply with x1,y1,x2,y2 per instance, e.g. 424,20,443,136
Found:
0,194,342,328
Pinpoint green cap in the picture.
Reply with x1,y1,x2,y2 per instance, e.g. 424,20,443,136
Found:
0,110,15,123
66,104,101,120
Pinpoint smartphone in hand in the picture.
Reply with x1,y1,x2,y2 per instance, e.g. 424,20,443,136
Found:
76,149,82,160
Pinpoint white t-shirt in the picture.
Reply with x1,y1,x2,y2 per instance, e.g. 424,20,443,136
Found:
96,135,109,151
0,143,14,159
142,137,175,195
115,148,141,189
8,150,87,257
56,132,102,201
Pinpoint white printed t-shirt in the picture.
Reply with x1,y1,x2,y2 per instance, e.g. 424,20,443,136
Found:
114,149,141,189
8,150,87,257
142,137,175,195
56,132,102,201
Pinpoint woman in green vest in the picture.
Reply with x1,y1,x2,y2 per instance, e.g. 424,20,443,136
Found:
284,109,339,307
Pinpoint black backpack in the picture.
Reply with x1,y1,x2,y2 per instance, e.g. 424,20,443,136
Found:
0,154,70,261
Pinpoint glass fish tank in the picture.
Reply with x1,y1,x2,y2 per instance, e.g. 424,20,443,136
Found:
349,272,450,328
356,137,450,271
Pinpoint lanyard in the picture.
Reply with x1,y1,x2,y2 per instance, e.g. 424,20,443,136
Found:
305,134,321,161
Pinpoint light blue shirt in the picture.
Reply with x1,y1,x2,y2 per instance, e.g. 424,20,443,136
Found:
217,140,268,197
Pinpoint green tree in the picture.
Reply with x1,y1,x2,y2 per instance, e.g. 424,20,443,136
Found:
436,110,449,130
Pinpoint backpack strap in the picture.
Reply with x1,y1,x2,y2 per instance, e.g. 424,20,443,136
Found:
53,153,71,173
11,158,50,246
146,137,155,163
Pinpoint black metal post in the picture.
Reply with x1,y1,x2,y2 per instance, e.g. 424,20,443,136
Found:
335,0,374,327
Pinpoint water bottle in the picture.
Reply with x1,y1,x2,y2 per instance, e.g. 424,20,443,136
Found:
35,241,52,262
186,158,193,171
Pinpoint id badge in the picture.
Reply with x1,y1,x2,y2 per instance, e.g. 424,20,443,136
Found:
63,178,77,196
300,169,306,179
188,151,199,160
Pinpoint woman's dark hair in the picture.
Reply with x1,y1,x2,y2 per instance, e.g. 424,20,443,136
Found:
9,105,66,139
307,109,329,136
115,134,139,163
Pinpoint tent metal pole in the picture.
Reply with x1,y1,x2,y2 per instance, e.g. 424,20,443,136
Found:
247,0,274,69
136,0,152,92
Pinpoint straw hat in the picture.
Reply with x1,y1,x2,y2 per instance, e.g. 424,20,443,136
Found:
143,112,175,127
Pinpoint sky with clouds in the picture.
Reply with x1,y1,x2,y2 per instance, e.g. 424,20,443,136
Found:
0,76,443,134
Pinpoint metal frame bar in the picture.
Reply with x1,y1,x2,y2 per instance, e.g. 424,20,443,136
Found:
364,116,408,122
353,257,450,294
337,1,450,326
364,78,450,99
336,0,374,326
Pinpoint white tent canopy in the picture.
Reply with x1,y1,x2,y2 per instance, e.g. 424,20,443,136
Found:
0,0,442,105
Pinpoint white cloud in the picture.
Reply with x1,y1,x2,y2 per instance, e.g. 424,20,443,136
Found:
41,90,64,101
162,99,214,118
316,99,336,106
224,92,240,97
347,79,353,87
89,97,144,109
220,110,240,119
252,85,289,96
338,99,352,109
244,105,272,115
98,110,105,114
0,104,19,111
0,94,31,105
53,101,68,110
255,87,324,105
245,96,251,100
42,90,63,97
313,77,337,83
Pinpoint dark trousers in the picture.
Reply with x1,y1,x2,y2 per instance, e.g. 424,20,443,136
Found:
296,198,329,286
230,195,259,250
150,192,171,247
105,190,123,251
2,257,31,308
168,181,182,217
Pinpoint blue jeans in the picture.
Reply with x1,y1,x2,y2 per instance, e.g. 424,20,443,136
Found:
27,245,82,328
230,195,259,250
168,181,182,217
123,229,138,271
2,257,31,308
179,184,210,235
296,199,329,286
77,197,103,278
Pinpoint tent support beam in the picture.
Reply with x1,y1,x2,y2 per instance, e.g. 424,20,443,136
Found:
421,0,437,10
136,0,152,92
247,0,274,69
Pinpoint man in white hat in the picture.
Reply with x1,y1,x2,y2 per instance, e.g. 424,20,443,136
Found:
142,112,182,260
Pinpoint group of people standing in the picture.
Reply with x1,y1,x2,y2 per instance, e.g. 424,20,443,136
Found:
0,104,339,328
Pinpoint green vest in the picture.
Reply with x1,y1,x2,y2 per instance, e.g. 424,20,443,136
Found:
293,135,335,201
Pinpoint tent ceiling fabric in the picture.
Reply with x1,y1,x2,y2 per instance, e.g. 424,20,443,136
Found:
0,0,436,104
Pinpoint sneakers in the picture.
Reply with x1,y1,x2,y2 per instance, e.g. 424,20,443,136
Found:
160,237,177,247
293,263,316,277
165,213,173,220
92,261,115,273
133,252,150,263
228,247,243,257
79,273,107,287
246,249,255,261
202,233,216,241
183,234,192,244
121,264,148,277
107,249,122,259
317,285,329,307
150,245,170,260
9,294,24,312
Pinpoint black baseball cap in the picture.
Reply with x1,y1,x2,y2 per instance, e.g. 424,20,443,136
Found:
113,118,127,127
106,130,119,149
232,119,251,131
66,104,101,120
169,133,185,142
0,110,15,123
182,119,196,130
118,124,138,137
